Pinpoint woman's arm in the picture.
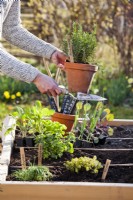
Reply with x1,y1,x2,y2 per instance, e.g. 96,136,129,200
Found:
0,48,39,83
0,48,62,96
3,0,59,60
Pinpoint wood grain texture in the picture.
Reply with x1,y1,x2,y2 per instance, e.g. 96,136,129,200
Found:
0,182,133,200
106,119,133,126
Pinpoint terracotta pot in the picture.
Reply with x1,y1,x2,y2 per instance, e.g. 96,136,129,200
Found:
64,62,98,93
51,112,75,132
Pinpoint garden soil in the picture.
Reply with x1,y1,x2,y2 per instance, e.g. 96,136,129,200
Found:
7,126,133,183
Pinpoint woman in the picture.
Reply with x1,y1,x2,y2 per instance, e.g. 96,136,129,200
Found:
0,0,67,96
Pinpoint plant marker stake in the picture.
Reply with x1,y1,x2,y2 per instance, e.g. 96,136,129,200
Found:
38,144,43,166
55,68,61,83
20,147,26,170
101,159,111,181
43,58,52,77
55,69,62,111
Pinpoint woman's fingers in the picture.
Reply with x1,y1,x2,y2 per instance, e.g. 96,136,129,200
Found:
33,73,63,97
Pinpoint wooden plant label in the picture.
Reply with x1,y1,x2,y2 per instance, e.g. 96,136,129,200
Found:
38,144,43,166
20,147,26,170
101,159,111,181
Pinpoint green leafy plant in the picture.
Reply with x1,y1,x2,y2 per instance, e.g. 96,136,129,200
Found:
34,120,76,159
5,101,55,138
74,102,114,144
13,165,52,181
25,100,55,135
64,156,102,173
62,22,97,64
106,75,131,106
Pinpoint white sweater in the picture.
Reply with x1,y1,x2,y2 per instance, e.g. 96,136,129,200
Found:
0,0,58,82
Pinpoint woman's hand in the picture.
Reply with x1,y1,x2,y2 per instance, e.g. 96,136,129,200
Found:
33,73,62,97
51,50,69,69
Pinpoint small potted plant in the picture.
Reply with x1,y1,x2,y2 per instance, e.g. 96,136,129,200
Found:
73,101,114,148
62,22,98,93
11,106,30,147
8,101,55,147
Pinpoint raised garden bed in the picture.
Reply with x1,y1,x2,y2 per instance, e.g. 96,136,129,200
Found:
0,118,133,200
0,140,2,155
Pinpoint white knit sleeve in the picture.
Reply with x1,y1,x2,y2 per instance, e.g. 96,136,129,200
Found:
2,0,59,60
0,48,39,83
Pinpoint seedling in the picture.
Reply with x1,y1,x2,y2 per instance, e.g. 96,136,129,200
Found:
13,165,52,181
64,156,102,173
74,102,114,145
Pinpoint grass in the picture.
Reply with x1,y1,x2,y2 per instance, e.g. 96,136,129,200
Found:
110,105,133,119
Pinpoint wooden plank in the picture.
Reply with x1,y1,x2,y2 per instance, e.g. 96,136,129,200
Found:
107,138,133,140
78,119,133,126
9,163,133,169
0,116,16,181
75,148,133,151
0,182,133,200
107,119,133,126
111,163,133,166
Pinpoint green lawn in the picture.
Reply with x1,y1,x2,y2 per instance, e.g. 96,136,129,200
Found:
110,105,133,119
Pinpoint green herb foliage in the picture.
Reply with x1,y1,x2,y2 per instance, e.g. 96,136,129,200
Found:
13,165,52,181
64,156,102,173
9,101,55,137
62,22,97,64
34,120,76,159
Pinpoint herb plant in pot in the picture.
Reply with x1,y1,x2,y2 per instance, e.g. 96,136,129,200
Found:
11,106,30,147
62,22,98,93
8,101,55,147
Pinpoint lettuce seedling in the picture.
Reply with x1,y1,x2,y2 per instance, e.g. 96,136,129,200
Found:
64,156,102,173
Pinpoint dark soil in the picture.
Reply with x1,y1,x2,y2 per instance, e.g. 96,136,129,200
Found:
113,126,133,138
8,148,133,167
6,125,133,183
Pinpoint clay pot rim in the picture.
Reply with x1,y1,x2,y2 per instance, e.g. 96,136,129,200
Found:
64,61,98,71
52,112,75,121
